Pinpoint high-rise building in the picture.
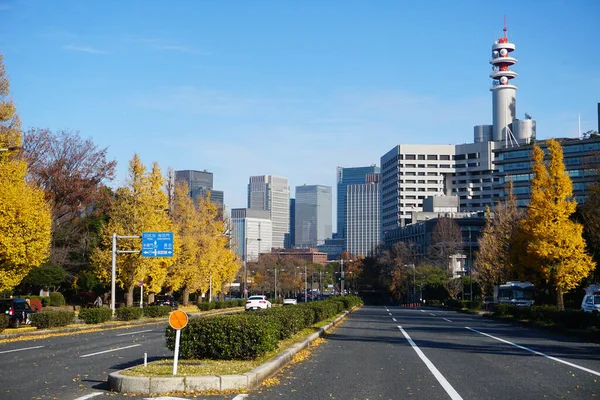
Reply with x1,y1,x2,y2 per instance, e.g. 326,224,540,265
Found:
295,185,332,247
175,169,224,210
230,208,273,262
346,174,380,257
381,23,537,240
285,198,296,248
336,165,380,238
248,175,290,249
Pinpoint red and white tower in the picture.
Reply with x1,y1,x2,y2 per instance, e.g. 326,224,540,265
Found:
490,18,518,142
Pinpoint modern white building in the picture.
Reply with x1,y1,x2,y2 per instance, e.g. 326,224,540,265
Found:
295,185,332,247
248,175,290,249
231,208,273,262
346,174,380,257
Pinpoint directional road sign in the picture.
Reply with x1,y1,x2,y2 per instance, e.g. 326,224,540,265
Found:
141,232,174,258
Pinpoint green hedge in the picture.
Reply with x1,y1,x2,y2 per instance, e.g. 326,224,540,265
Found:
166,313,280,360
79,307,112,324
198,299,243,311
116,306,144,321
0,315,9,331
493,304,600,329
166,295,362,360
143,305,171,318
49,292,66,306
30,310,75,329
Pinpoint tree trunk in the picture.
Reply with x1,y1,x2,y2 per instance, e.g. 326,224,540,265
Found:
197,292,203,305
556,287,564,311
127,285,134,307
147,293,155,305
182,287,190,306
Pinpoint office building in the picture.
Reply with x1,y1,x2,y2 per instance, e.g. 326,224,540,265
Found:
175,169,224,210
336,165,380,238
248,175,290,249
231,208,273,262
285,198,296,248
346,173,380,257
295,185,332,247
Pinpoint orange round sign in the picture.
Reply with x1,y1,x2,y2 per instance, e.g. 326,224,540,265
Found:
169,310,188,330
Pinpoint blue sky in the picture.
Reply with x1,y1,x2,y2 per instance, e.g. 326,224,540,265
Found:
1,0,599,228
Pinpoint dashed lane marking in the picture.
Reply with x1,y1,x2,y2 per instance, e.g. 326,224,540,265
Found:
79,344,141,358
398,326,463,400
389,312,392,316
429,313,436,316
443,318,453,323
73,393,103,400
0,345,44,354
116,329,153,336
232,395,249,400
466,327,600,377
392,318,397,322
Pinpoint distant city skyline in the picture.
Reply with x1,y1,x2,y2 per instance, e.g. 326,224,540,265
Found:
2,1,599,230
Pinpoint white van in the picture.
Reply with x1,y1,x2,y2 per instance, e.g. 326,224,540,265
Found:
581,285,600,313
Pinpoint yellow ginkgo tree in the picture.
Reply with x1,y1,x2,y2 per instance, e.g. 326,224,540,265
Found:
92,154,176,306
0,53,51,292
519,139,595,309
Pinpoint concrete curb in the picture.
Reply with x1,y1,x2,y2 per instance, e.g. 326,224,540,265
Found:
0,307,243,341
108,306,357,394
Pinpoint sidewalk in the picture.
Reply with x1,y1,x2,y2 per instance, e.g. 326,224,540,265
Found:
0,307,243,341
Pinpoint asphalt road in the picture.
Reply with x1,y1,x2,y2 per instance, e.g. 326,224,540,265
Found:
2,306,600,400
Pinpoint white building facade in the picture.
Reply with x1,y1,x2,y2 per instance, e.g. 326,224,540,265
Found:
231,208,273,262
346,178,380,257
248,175,290,249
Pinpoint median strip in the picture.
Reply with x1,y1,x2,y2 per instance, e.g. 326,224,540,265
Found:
466,327,600,377
80,344,141,358
398,325,463,400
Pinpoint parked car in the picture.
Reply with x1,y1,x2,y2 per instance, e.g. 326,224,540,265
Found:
581,285,600,313
283,298,297,306
153,295,178,309
245,295,272,310
0,298,36,328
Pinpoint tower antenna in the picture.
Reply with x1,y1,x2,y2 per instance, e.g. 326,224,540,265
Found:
503,15,507,40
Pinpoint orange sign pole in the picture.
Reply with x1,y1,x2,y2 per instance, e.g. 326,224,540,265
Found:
169,310,188,375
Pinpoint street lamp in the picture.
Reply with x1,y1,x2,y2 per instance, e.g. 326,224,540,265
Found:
243,236,261,299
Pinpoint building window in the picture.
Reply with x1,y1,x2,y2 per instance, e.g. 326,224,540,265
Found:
405,154,416,160
427,155,438,160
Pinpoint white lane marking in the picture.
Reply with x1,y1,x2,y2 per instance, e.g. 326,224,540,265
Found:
143,397,188,400
398,326,463,400
73,393,103,400
79,344,141,358
430,313,436,316
420,310,425,313
0,345,44,355
233,395,249,400
466,327,600,377
116,329,153,336
388,312,392,316
392,318,397,322
443,318,453,323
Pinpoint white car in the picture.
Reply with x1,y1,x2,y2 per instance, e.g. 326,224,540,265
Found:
283,298,297,306
581,293,600,313
245,295,272,310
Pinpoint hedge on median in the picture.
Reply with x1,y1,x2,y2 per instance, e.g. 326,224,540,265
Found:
143,305,171,318
30,310,75,329
0,315,9,331
493,304,600,329
167,295,363,360
197,299,244,311
116,306,144,321
79,307,112,324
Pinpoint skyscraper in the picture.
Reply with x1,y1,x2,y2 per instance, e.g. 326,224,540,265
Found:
175,169,224,209
336,165,380,238
346,174,380,257
295,185,332,247
247,175,290,249
230,208,273,262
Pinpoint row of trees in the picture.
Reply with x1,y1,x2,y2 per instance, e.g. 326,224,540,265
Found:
0,53,239,305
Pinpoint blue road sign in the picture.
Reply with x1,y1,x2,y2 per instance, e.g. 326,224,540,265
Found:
141,232,174,258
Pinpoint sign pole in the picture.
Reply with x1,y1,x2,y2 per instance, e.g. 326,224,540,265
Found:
140,284,143,309
173,329,181,375
111,233,117,317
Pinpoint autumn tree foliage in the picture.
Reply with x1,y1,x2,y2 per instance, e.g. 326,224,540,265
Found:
474,180,524,296
0,53,52,292
379,242,417,301
91,155,175,306
519,139,595,309
428,217,462,271
22,128,116,272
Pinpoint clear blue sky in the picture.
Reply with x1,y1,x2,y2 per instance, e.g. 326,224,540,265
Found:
1,0,599,225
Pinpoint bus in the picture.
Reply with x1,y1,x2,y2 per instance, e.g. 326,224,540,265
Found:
494,281,535,306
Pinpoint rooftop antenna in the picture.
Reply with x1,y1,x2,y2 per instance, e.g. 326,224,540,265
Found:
578,113,581,139
503,15,507,40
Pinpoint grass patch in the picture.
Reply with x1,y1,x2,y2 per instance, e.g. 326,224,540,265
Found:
122,312,343,377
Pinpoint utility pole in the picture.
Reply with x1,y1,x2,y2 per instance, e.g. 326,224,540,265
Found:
340,259,344,295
